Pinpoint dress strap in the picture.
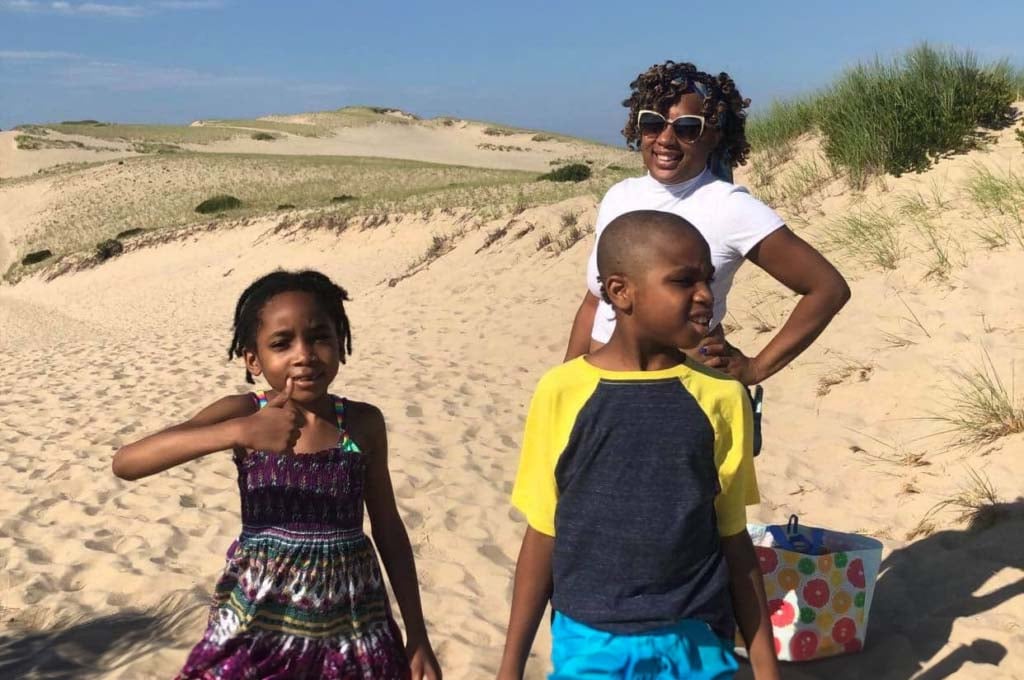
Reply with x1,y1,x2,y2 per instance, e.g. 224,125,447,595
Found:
332,395,362,453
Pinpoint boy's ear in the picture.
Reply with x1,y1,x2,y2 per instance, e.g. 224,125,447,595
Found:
243,348,263,377
603,273,634,313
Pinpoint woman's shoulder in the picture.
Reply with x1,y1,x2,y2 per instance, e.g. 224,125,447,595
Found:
693,176,782,221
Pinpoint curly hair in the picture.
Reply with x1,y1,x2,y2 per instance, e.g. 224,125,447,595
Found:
621,60,751,168
228,269,353,384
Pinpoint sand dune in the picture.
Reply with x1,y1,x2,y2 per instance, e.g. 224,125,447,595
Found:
0,111,1022,679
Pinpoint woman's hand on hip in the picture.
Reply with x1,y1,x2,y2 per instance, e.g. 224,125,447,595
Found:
694,336,763,385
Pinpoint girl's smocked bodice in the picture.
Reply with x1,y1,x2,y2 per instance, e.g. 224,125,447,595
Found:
234,394,365,529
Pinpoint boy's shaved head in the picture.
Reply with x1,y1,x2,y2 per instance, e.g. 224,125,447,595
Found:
597,210,708,281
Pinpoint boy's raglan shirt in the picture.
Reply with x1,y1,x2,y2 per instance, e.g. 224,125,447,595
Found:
511,357,758,637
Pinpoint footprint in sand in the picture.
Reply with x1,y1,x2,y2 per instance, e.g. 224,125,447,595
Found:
84,538,115,553
477,544,515,569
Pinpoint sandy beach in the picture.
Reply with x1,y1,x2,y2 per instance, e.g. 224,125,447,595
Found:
0,111,1021,679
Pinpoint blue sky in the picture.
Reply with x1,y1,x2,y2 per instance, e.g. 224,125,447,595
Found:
2,0,1023,144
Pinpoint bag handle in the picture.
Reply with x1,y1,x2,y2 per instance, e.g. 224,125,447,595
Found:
768,515,825,554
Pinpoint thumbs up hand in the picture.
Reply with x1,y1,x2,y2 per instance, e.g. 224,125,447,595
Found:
239,378,304,453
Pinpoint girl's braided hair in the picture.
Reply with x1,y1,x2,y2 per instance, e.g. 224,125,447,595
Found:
621,60,752,168
228,269,353,383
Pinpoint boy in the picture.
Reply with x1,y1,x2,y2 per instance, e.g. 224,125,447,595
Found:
497,210,779,679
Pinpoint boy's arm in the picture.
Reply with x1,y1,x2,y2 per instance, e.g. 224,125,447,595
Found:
496,526,554,680
722,531,780,680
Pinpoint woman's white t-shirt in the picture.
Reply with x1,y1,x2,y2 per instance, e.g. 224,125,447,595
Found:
587,169,785,343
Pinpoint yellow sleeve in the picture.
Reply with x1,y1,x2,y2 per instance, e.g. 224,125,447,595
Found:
510,378,560,536
714,383,759,537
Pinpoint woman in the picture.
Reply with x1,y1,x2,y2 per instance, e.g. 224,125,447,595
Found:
566,60,849,386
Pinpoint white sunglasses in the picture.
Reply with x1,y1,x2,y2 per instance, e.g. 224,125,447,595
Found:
636,109,705,143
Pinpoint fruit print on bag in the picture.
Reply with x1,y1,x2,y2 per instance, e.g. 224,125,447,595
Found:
778,568,800,590
748,522,882,662
790,630,819,661
756,546,779,574
769,599,795,627
832,617,857,645
847,558,866,588
803,578,830,608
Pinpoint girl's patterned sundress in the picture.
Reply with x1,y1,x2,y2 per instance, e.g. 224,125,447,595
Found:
176,392,409,679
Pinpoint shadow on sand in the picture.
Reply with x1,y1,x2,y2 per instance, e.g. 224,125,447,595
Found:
0,594,204,679
738,499,1024,680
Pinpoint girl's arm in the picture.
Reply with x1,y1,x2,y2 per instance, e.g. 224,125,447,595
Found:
496,526,554,680
721,530,780,680
355,402,441,680
112,381,301,480
564,290,600,361
698,226,850,385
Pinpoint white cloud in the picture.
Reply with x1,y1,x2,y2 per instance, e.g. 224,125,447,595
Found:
1,0,222,15
0,49,80,60
154,0,221,8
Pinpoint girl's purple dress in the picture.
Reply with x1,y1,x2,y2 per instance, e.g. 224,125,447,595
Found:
176,392,409,679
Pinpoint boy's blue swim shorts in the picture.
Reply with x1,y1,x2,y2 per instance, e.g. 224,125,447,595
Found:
550,611,739,679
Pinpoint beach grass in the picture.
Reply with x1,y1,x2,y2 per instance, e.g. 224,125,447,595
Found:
744,44,1017,187
927,467,1005,529
36,122,242,144
933,351,1024,447
5,152,632,281
822,204,904,269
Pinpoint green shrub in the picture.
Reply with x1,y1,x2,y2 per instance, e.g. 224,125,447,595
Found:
331,194,356,203
95,239,124,261
538,163,592,182
21,249,52,266
817,44,1015,186
747,97,819,151
531,134,556,142
251,131,276,141
277,203,297,210
195,194,243,214
115,228,145,239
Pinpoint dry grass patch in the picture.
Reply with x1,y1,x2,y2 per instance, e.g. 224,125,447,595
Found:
822,204,904,270
925,467,1008,530
816,355,874,396
931,350,1024,447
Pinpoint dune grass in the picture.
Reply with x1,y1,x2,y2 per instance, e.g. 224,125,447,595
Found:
6,152,632,280
964,165,1024,249
38,122,241,145
746,97,819,152
822,204,904,269
926,467,1005,530
744,44,1017,187
932,351,1024,447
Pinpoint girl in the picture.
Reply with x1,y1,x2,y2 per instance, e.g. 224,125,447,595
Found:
113,269,442,680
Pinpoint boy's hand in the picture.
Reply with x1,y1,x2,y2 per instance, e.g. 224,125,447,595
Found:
408,638,442,679
237,378,303,453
